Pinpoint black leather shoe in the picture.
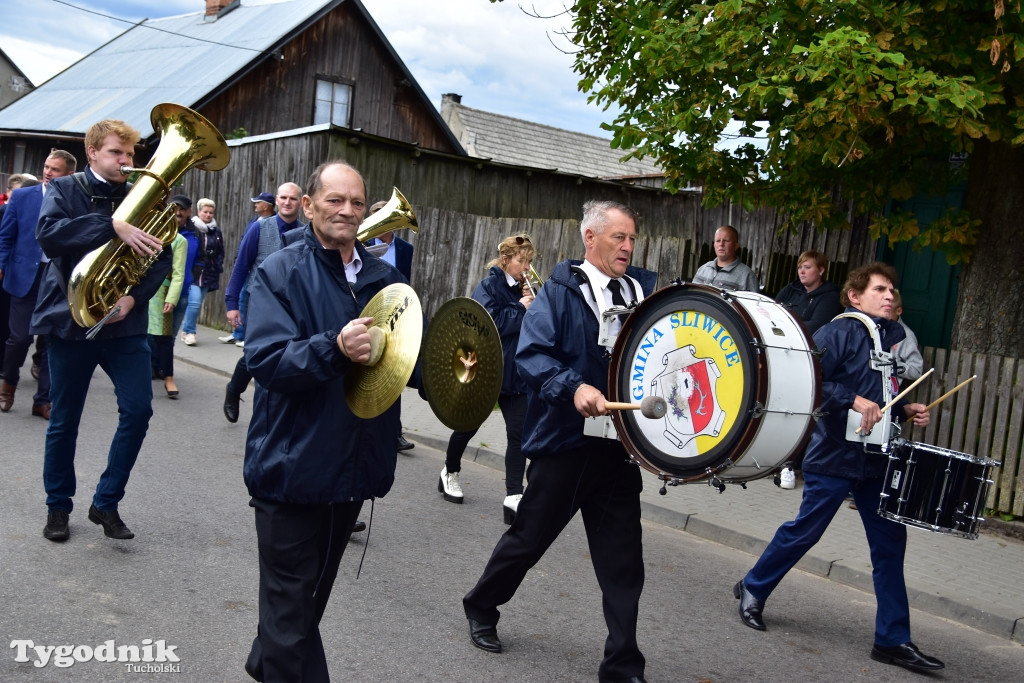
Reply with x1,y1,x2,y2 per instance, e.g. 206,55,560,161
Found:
468,619,502,653
396,434,415,451
734,580,766,631
43,510,70,542
599,676,647,683
224,384,240,423
88,505,134,540
871,642,945,673
352,520,367,533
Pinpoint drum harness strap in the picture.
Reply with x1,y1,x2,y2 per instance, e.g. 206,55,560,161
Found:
834,311,898,433
570,264,638,353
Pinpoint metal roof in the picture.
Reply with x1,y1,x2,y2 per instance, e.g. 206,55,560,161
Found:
0,0,344,139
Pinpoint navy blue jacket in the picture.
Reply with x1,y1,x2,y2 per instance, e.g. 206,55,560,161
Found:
776,279,842,335
803,310,909,480
516,259,657,458
472,266,529,397
0,184,45,298
242,227,409,504
31,168,172,339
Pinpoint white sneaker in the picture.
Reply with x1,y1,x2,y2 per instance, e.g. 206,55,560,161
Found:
218,335,237,344
780,466,796,490
503,494,523,525
235,340,245,349
182,332,197,346
438,467,463,503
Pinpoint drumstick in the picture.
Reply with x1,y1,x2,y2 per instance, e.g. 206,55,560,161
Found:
925,375,976,411
606,396,667,419
855,367,934,434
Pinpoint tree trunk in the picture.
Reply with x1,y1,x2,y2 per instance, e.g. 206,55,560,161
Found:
951,139,1024,356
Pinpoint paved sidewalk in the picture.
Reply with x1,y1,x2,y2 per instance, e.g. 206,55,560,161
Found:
177,324,1024,643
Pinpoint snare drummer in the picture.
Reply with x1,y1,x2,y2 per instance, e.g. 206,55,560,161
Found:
733,262,943,675
462,200,657,681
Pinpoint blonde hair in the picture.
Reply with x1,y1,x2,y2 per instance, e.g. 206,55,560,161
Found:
84,119,140,151
487,234,536,270
197,198,216,211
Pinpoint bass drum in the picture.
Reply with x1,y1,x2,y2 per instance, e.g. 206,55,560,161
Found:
609,283,821,484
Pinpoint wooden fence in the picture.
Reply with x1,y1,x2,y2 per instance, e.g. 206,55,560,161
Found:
902,347,1024,517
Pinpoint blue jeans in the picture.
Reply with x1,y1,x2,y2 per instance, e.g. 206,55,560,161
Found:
43,334,154,512
234,287,249,341
743,471,911,646
182,283,209,335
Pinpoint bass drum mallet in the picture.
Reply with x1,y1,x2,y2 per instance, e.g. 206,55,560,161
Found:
605,395,667,419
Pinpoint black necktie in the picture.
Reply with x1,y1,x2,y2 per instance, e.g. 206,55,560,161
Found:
608,279,627,307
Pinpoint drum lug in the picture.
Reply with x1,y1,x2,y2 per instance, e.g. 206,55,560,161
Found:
751,402,766,418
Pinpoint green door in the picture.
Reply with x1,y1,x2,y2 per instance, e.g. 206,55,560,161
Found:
879,188,963,349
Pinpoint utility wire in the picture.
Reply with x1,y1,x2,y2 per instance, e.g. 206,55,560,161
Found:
50,0,265,53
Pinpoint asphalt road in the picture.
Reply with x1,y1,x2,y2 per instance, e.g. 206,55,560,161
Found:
2,360,1023,681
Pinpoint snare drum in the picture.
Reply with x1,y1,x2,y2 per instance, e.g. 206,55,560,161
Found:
608,283,820,484
879,439,999,539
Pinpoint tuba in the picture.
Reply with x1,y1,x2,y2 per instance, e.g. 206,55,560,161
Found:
357,187,418,243
67,103,230,331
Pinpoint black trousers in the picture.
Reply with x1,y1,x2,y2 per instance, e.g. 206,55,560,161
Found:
246,497,363,683
445,393,528,495
463,442,646,679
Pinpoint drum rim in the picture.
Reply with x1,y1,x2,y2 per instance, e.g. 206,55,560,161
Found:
609,282,766,481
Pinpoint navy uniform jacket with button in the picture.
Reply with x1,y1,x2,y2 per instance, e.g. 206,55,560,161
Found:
30,167,172,340
803,310,909,480
515,259,657,458
242,227,409,504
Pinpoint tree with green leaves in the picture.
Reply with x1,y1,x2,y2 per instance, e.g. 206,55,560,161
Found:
497,0,1024,355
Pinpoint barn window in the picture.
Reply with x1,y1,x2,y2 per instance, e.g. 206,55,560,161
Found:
314,79,352,127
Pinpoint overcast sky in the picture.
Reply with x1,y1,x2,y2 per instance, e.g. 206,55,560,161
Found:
0,0,619,139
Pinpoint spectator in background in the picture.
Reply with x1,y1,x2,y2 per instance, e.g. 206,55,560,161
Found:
890,289,924,381
692,224,760,291
219,192,275,346
180,197,225,346
148,195,198,399
775,250,842,335
0,153,74,417
0,173,39,383
222,183,304,423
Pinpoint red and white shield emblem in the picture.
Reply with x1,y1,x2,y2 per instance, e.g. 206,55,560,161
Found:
652,345,725,450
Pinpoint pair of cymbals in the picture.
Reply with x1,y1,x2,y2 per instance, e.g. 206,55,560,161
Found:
344,289,505,433
421,297,504,432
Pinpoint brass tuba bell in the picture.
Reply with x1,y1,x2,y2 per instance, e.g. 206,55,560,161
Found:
357,187,418,243
67,103,230,330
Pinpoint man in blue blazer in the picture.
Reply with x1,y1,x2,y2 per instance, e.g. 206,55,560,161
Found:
0,150,77,417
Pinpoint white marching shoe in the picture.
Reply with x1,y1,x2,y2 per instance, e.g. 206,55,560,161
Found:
779,465,796,490
502,494,522,525
438,467,464,503
218,335,237,344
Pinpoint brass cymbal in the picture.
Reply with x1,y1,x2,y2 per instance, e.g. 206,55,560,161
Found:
422,297,504,432
345,283,423,419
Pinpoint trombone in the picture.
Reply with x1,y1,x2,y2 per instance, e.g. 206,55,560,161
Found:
522,265,544,297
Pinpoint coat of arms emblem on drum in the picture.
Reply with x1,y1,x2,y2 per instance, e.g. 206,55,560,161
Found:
652,345,726,451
